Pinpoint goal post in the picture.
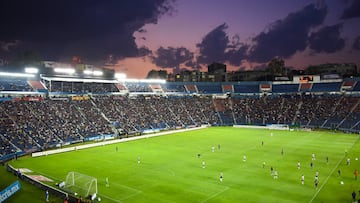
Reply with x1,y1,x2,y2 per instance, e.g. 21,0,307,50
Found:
64,171,97,198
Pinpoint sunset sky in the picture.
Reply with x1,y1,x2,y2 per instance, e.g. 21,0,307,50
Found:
0,0,360,78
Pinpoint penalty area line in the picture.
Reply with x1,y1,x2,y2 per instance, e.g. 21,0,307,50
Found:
200,186,229,203
100,194,122,203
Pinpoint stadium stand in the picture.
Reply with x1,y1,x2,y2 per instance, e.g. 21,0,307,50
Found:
162,83,186,93
196,83,222,94
222,84,234,93
299,83,312,92
2,77,360,160
0,78,33,91
184,84,197,93
341,80,356,91
311,82,342,92
234,83,259,93
272,84,299,93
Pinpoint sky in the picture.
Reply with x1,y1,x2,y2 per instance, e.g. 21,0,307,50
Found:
0,0,360,78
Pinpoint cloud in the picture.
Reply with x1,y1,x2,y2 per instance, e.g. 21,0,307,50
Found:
138,46,152,57
196,23,229,64
248,4,327,63
151,46,194,71
341,0,360,19
225,45,248,66
0,0,175,63
184,60,202,69
353,36,360,50
308,24,345,53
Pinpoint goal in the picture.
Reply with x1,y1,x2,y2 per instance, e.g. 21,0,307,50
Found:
64,171,97,197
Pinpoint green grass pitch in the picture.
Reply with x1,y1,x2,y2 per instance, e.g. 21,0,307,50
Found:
6,127,360,203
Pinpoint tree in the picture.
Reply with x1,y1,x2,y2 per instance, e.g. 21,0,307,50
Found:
267,57,286,77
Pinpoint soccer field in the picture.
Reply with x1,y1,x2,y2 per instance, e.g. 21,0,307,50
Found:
9,127,360,203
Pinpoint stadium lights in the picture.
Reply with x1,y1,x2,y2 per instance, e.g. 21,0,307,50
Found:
0,72,35,78
114,73,127,79
83,70,103,76
41,76,118,83
83,70,93,75
24,67,39,74
54,68,75,74
93,70,103,76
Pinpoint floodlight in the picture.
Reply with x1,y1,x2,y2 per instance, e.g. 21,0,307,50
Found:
114,73,127,79
54,68,75,74
83,70,93,75
93,70,103,76
24,67,39,74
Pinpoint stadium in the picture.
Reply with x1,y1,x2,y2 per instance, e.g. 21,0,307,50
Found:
1,66,360,203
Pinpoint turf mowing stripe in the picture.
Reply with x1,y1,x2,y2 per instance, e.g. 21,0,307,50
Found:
308,135,360,203
200,186,229,203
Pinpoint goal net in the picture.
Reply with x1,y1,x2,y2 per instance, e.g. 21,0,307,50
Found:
64,171,97,198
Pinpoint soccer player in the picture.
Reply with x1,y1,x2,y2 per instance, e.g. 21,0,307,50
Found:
281,148,284,155
261,141,264,146
270,166,274,175
310,162,313,169
297,161,301,170
352,191,356,202
211,146,215,152
116,146,118,152
218,144,221,150
138,156,141,164
312,153,316,161
243,155,247,162
202,161,206,168
105,177,109,187
301,175,305,185
338,169,341,177
46,190,49,202
354,169,359,180
197,153,201,158
219,172,223,182
262,161,266,168
347,158,351,165
315,171,319,178
273,170,278,179
314,176,319,189
326,156,329,164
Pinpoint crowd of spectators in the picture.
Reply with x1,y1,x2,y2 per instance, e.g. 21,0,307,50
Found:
0,79,33,91
0,98,113,157
1,93,359,159
124,82,152,92
93,95,220,134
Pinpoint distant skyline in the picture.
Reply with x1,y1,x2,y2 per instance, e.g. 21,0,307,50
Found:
1,0,360,78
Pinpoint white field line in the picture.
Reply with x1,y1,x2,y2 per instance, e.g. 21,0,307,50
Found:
309,136,360,203
29,170,140,203
106,181,142,201
200,186,229,203
100,193,122,203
